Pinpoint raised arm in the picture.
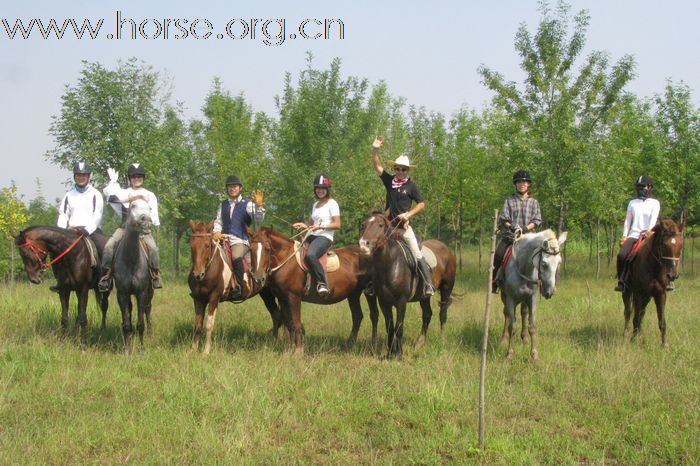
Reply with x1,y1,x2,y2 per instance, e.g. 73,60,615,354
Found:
371,136,385,175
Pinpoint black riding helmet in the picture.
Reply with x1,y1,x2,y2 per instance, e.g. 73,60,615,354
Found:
127,163,146,178
635,175,653,187
225,175,243,187
72,161,92,175
513,170,531,183
314,175,332,188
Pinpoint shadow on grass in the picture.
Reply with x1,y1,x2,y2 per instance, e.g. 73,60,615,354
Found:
457,320,502,355
568,323,622,348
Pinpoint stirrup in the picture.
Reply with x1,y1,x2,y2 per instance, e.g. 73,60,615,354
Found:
98,271,112,292
614,281,625,292
424,284,435,297
666,281,676,292
317,283,330,297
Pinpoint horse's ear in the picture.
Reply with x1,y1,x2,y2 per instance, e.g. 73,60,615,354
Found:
9,231,18,239
557,231,568,245
206,219,215,232
188,219,196,231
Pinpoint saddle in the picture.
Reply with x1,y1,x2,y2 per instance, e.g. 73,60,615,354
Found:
220,241,252,273
626,234,651,262
395,239,437,300
294,241,339,272
495,245,514,283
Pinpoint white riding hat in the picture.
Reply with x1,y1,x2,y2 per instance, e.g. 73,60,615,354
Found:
387,155,416,169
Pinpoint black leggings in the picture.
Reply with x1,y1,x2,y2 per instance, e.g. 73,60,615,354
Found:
305,235,332,286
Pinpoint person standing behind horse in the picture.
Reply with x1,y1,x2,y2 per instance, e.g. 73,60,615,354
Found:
212,175,265,301
492,170,542,293
615,175,665,292
98,163,162,292
292,175,341,297
53,161,105,292
371,136,434,296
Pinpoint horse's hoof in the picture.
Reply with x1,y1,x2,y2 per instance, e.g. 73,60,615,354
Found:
530,350,539,362
505,351,514,360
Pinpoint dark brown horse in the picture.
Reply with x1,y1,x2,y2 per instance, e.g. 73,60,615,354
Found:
359,212,456,359
187,220,283,353
13,225,109,349
622,218,684,348
249,226,379,355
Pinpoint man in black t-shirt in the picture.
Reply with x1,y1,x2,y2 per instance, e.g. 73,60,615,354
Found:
370,136,434,296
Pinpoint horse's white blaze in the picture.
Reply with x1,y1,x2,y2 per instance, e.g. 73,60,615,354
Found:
368,217,376,223
256,243,263,272
671,238,677,245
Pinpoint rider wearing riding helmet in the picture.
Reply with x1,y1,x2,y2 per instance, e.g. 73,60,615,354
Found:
292,175,341,298
492,170,542,293
212,175,265,301
615,175,664,291
53,161,105,292
371,136,434,296
98,163,162,292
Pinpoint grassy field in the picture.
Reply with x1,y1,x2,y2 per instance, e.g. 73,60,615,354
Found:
1,255,698,464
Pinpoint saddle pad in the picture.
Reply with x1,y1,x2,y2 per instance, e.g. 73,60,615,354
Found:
420,245,437,269
82,236,98,268
294,240,339,273
501,245,514,270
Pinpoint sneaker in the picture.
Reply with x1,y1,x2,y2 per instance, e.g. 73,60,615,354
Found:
152,275,163,289
49,283,61,293
362,282,375,296
317,284,330,297
424,284,435,297
614,281,625,292
225,286,241,301
666,281,676,292
98,275,112,293
491,281,499,294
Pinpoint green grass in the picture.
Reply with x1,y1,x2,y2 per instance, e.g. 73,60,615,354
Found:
1,258,698,464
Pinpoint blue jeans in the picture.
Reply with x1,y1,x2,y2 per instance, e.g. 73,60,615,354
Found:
305,235,332,286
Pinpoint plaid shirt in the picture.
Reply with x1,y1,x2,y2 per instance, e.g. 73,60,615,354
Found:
499,194,542,230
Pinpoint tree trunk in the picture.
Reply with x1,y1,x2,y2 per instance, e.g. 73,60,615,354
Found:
172,223,180,276
595,218,601,280
10,239,15,284
478,204,483,273
588,221,593,264
558,201,566,273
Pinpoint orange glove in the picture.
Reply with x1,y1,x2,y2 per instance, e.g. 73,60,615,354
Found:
212,231,223,242
252,189,264,207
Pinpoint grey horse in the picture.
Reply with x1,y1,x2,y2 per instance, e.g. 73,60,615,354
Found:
499,229,567,361
113,199,154,353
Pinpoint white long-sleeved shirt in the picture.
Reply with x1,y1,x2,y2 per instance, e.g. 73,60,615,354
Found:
103,181,160,226
56,185,104,234
623,197,660,239
213,195,265,246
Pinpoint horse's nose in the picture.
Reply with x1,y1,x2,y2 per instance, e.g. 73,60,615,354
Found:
194,272,205,281
359,239,371,255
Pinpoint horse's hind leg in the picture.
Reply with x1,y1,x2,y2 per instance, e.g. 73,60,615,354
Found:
191,298,206,351
438,275,454,338
58,290,70,334
259,288,283,339
632,294,651,341
653,292,669,349
77,287,90,350
500,300,511,345
346,292,363,350
416,298,432,349
96,289,108,336
622,290,633,339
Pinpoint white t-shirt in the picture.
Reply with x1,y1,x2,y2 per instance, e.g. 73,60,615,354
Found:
57,185,104,234
310,199,340,241
103,182,160,226
623,197,660,239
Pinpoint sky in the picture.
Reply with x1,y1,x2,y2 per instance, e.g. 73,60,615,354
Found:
2,0,699,203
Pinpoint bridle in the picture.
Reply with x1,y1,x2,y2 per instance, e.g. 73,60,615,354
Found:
190,232,219,270
515,237,560,285
18,235,84,270
362,213,403,251
651,231,683,268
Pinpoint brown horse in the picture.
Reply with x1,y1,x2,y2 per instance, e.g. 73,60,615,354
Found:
13,225,109,349
359,212,456,359
187,220,283,353
622,218,684,348
249,226,379,355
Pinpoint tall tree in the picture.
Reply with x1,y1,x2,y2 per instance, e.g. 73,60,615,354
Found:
478,0,635,232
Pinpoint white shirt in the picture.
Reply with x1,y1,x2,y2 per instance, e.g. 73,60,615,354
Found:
310,199,340,241
57,184,104,234
103,182,160,226
212,195,266,246
623,197,660,239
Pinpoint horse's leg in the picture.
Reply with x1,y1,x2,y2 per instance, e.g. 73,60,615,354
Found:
191,298,206,351
500,303,511,344
96,289,108,336
346,292,363,350
203,298,219,355
653,292,669,350
58,289,70,333
117,292,133,354
144,288,153,337
504,297,517,359
527,296,538,361
416,298,432,349
438,289,452,339
378,298,394,358
287,294,303,356
393,299,407,360
622,289,633,339
77,286,90,350
631,293,651,341
135,292,146,352
520,303,529,343
367,294,379,346
259,288,282,339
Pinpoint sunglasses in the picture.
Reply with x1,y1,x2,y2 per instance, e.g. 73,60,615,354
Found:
394,167,409,172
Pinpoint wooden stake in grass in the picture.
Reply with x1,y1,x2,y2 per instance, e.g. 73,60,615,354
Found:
478,209,499,450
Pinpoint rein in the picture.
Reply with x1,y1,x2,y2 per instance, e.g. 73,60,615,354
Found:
515,237,560,285
19,235,85,270
268,229,310,273
370,215,404,251
650,231,683,267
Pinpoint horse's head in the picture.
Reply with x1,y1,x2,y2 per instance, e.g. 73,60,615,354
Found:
248,227,274,284
653,218,684,282
189,219,215,281
537,230,567,299
359,211,391,255
13,228,46,284
127,198,152,232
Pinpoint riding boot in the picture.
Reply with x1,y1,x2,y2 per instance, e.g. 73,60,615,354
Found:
50,282,61,293
363,280,375,296
98,268,112,293
418,258,435,296
151,269,163,289
226,259,245,301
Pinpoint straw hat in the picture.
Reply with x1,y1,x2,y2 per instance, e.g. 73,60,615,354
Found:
387,155,416,169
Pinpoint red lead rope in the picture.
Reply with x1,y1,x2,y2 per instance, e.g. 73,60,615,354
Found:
20,235,84,269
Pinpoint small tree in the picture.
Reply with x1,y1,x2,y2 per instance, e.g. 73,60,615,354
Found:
0,184,29,282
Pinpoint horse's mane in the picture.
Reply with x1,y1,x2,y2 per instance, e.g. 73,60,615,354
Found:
261,226,294,245
15,225,81,246
515,229,557,253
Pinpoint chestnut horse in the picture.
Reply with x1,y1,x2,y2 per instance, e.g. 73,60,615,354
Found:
13,225,109,349
359,212,456,359
187,220,283,353
622,218,684,348
249,226,379,355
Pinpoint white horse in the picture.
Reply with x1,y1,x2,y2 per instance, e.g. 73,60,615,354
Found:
499,229,568,361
